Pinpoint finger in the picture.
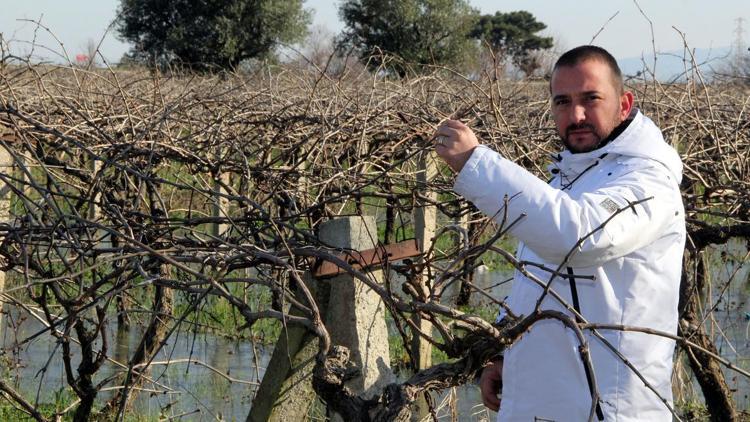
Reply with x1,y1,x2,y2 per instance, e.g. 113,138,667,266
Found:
432,134,448,148
481,386,500,411
430,132,448,142
443,119,468,129
479,362,502,411
432,127,457,146
433,126,458,140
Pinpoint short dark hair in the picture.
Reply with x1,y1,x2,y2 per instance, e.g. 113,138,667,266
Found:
553,45,624,93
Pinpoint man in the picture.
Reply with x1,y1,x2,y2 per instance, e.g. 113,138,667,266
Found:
434,45,685,421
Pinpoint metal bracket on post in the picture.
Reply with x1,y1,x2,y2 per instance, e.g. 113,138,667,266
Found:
313,239,421,277
249,216,397,422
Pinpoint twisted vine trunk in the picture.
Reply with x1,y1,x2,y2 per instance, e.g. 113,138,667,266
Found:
105,267,173,416
71,307,107,422
678,250,737,421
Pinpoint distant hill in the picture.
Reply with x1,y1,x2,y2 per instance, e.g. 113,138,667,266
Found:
617,47,733,82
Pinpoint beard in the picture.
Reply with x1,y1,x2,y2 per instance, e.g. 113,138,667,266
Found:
561,114,622,153
562,123,603,153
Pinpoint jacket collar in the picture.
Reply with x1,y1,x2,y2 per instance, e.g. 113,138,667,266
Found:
548,108,683,183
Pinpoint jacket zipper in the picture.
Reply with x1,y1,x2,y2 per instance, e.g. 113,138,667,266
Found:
567,267,605,421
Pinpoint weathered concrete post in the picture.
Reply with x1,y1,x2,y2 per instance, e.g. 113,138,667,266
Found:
247,276,327,422
248,215,393,421
318,216,393,399
412,151,438,419
211,172,230,237
0,140,11,338
88,157,114,250
88,158,101,221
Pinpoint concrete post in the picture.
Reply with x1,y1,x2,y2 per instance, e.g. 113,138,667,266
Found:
249,216,393,421
0,142,11,339
411,151,438,419
211,172,230,237
88,157,113,251
247,276,328,422
318,216,393,399
88,158,100,221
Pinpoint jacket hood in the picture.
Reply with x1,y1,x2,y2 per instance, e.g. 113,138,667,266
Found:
550,109,683,183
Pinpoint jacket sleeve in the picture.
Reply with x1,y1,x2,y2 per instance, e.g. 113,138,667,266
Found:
454,146,681,268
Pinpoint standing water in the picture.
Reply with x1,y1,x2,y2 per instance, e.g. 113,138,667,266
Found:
1,239,748,419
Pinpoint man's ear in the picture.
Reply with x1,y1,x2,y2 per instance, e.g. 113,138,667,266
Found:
620,91,634,119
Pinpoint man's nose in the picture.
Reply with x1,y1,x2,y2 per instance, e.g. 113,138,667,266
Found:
571,104,586,123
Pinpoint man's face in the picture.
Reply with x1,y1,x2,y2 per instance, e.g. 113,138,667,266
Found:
550,59,631,153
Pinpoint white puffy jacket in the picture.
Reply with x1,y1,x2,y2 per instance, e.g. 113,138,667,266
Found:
454,110,685,421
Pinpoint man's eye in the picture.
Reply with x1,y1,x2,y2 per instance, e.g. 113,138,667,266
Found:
554,99,569,106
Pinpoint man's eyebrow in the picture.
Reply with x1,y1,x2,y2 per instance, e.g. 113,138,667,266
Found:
552,91,602,101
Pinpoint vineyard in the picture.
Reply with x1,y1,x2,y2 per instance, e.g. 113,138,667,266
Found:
0,57,749,421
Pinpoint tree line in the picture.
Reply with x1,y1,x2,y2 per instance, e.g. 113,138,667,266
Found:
116,0,553,75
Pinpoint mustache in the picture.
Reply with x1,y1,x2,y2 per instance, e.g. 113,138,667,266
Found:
565,123,597,137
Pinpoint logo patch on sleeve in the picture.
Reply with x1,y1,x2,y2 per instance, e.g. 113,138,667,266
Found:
599,198,620,214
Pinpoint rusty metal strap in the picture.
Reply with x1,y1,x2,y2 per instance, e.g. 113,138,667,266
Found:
313,239,421,278
0,125,20,143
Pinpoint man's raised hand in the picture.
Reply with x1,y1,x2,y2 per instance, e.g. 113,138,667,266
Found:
433,119,479,173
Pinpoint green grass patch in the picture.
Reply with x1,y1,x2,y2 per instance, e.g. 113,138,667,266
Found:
0,387,155,422
674,400,709,421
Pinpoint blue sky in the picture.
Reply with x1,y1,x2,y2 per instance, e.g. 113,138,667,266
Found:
0,0,747,64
